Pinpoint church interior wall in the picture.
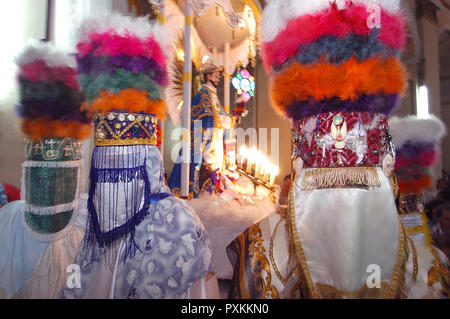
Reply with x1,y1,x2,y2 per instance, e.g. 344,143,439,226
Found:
0,0,47,188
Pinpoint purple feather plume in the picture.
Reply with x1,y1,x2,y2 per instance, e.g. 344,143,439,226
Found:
77,54,168,86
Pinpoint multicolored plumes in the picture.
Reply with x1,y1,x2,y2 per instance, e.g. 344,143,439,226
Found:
262,0,407,119
389,115,447,194
15,40,92,141
76,14,172,118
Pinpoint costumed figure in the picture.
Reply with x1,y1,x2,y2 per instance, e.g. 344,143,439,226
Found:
227,0,449,299
390,115,447,248
0,40,92,298
59,14,218,299
169,62,233,198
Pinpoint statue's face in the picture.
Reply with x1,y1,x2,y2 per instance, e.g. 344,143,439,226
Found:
207,71,221,87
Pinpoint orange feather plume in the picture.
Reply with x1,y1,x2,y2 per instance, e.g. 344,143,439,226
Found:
399,176,433,195
269,56,407,115
82,89,168,120
22,118,93,141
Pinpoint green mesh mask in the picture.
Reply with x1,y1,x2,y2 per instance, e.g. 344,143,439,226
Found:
22,137,83,236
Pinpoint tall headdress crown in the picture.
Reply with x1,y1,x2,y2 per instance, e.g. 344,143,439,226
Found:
76,14,172,146
389,115,447,194
15,41,90,238
261,0,408,174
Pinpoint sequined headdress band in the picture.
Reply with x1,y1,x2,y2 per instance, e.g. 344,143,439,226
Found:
94,112,158,147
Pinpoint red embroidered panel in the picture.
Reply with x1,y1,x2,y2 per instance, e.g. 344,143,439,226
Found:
292,112,392,168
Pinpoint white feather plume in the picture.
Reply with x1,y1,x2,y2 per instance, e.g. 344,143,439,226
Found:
15,39,75,68
78,13,173,61
262,0,402,43
389,115,447,148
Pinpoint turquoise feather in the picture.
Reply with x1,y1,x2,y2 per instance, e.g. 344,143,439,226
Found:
79,69,162,101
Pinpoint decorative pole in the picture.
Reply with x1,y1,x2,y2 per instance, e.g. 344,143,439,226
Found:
155,0,167,160
157,0,167,24
45,0,55,42
181,2,193,198
224,41,231,113
212,46,218,66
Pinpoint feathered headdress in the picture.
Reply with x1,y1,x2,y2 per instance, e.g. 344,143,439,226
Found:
76,14,172,119
15,41,90,240
260,0,410,188
389,115,447,194
16,40,92,141
261,0,407,119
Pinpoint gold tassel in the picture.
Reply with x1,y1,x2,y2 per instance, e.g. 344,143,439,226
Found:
300,167,381,190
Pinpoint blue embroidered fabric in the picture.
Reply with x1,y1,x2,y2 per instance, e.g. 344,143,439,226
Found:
59,145,214,299
168,86,217,199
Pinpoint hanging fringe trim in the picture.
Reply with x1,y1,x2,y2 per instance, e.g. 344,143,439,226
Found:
315,282,392,299
22,160,81,168
300,167,381,190
87,159,172,249
92,166,146,183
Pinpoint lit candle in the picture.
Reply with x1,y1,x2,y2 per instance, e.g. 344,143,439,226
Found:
239,145,248,169
255,151,263,179
247,147,256,174
269,165,279,187
262,159,270,183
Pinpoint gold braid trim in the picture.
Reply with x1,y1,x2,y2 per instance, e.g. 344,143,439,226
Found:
288,186,408,299
269,217,295,285
407,236,419,282
248,224,279,299
287,187,319,298
390,172,400,199
386,220,408,299
300,167,381,191
237,234,250,299
315,282,391,299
